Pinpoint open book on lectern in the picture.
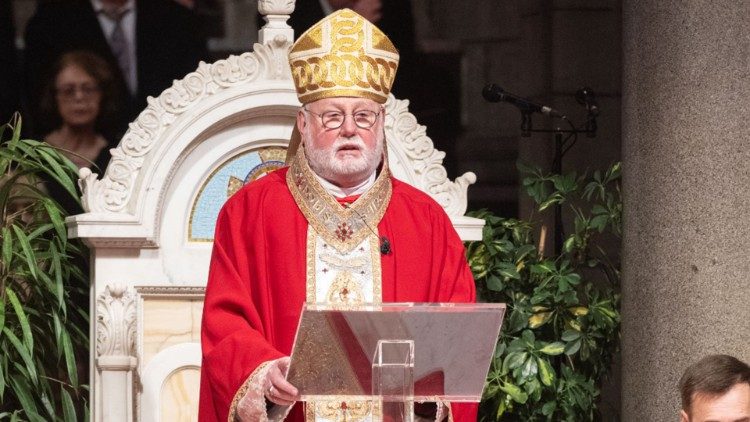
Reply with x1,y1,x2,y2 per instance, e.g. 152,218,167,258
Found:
286,303,506,402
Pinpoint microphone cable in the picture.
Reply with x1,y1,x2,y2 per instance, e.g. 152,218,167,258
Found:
343,203,391,255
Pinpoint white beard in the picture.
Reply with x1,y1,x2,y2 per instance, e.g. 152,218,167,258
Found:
304,129,384,186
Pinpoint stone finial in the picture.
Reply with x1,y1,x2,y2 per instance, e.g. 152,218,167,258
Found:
258,0,295,16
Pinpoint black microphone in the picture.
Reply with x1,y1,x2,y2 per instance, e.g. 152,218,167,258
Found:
575,87,600,116
343,203,391,255
482,84,566,119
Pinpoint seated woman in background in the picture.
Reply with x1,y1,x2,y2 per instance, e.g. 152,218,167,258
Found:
38,51,120,213
40,50,119,170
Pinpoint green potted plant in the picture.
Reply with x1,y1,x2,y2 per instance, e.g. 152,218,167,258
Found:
0,116,89,421
468,162,621,421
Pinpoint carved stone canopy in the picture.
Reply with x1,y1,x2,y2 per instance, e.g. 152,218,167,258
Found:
67,3,483,248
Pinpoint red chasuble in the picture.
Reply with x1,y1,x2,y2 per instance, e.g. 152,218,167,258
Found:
199,167,477,421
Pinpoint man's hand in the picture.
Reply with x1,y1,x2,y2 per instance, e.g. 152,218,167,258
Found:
350,0,382,23
264,357,298,406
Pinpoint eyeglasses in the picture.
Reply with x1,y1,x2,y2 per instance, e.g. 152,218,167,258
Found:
55,84,101,100
304,108,382,130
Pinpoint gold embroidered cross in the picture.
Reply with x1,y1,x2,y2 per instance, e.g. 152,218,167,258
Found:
335,222,354,241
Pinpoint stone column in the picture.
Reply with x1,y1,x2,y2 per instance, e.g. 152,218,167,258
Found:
622,2,750,421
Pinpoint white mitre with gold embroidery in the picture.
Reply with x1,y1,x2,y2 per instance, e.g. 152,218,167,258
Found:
288,8,400,104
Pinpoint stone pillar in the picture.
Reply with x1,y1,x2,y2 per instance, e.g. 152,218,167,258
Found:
622,2,750,421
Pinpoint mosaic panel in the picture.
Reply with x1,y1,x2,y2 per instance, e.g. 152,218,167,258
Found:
189,147,286,242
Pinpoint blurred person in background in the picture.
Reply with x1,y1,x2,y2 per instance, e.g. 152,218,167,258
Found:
39,51,120,214
24,0,208,142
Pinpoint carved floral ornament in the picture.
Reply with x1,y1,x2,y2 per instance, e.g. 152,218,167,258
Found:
78,43,292,214
384,97,475,217
77,19,473,218
258,0,295,15
95,284,137,359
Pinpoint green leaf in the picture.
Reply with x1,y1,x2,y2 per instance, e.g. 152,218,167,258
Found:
61,329,78,388
6,288,33,356
1,227,12,270
562,235,576,253
552,172,577,193
537,357,555,386
61,387,77,422
52,312,63,354
40,390,55,420
521,329,535,346
514,244,536,263
24,223,55,242
499,382,528,404
591,204,608,215
520,356,538,379
590,214,608,232
607,162,622,181
495,397,507,420
531,261,555,274
507,309,529,333
562,273,581,286
564,338,582,356
482,382,500,400
562,329,582,342
11,225,38,280
506,337,527,353
0,352,5,399
2,328,38,386
8,374,40,421
539,194,562,211
503,352,527,372
37,147,79,201
42,199,67,244
50,242,65,309
497,262,520,280
0,293,5,337
539,341,565,355
541,400,557,416
487,274,504,291
528,311,551,328
494,341,506,358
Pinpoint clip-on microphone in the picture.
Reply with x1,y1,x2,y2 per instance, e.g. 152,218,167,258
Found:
343,203,391,255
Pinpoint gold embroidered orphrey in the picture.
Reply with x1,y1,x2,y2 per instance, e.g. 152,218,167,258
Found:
286,145,392,254
305,398,383,422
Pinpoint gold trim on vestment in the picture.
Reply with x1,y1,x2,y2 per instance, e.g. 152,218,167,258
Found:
227,360,272,422
294,145,389,420
287,146,392,254
305,398,383,422
306,227,318,303
369,235,383,303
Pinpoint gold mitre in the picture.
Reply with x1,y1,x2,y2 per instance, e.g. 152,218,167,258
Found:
288,8,400,104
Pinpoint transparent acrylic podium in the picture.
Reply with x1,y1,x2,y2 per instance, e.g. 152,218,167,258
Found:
286,303,506,421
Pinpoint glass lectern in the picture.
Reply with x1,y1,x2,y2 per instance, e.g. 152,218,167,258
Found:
286,303,506,421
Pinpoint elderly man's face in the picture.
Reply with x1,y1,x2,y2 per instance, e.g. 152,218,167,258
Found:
681,383,750,422
298,97,384,187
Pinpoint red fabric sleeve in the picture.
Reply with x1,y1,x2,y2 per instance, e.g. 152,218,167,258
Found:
198,198,284,421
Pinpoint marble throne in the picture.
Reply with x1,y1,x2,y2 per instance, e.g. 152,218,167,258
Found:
66,2,484,420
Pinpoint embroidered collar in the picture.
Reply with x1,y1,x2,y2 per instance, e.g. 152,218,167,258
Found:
287,146,392,254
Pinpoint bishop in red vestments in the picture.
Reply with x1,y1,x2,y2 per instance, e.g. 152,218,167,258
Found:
199,8,477,422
